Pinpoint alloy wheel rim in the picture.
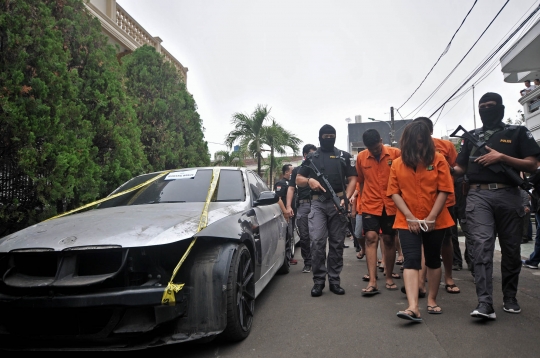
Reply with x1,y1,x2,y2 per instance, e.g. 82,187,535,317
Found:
236,250,255,331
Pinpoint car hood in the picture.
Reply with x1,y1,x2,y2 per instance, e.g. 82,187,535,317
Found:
0,202,247,252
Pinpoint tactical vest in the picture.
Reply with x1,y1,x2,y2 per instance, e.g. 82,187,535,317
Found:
466,124,521,184
309,148,348,195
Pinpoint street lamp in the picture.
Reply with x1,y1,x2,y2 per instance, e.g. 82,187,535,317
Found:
368,117,396,147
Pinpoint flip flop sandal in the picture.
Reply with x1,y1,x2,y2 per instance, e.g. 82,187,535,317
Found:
427,305,443,314
362,274,378,282
378,266,385,272
396,309,423,322
395,258,404,265
383,272,401,279
400,266,404,271
445,284,461,294
356,252,365,260
385,283,399,290
361,286,381,296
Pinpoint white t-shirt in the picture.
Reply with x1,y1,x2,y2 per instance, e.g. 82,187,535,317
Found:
524,84,537,94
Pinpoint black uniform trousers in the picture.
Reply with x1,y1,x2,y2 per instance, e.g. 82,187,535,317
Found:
466,186,524,305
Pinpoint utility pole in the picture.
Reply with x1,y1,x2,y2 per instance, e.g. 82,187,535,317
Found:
472,85,476,129
390,106,396,147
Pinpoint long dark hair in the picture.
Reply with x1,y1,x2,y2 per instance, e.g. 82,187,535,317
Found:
400,121,435,169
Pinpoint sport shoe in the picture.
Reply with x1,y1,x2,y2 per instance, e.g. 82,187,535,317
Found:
302,265,312,273
470,303,496,320
503,297,521,314
522,259,539,269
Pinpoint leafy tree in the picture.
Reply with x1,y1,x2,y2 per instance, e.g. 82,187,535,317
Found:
225,104,272,176
123,45,209,172
0,0,96,234
260,120,301,185
49,0,146,200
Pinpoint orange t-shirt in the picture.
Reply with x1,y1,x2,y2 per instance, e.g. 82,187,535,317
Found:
356,146,401,216
355,182,362,214
386,152,455,230
433,137,457,207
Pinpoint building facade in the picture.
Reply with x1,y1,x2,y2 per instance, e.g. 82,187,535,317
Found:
86,0,188,83
500,18,540,142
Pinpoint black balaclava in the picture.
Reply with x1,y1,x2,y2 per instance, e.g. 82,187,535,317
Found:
319,124,336,152
479,92,505,130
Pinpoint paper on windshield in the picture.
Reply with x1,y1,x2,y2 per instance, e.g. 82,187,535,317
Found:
165,169,197,180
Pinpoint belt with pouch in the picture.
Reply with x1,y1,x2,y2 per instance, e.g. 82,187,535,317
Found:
470,183,515,190
311,191,344,200
298,199,311,204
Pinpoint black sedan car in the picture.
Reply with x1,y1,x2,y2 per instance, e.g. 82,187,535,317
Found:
0,167,295,350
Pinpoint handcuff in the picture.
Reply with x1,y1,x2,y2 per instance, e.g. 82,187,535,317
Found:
406,219,435,232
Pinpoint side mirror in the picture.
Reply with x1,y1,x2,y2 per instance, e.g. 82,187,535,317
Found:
253,191,279,207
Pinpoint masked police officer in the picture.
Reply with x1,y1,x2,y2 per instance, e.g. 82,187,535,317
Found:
274,164,297,265
296,124,357,297
453,92,540,319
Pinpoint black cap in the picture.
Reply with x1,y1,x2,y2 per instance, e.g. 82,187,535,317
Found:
479,92,503,106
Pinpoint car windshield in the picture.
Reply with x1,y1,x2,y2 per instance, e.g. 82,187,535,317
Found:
97,169,245,208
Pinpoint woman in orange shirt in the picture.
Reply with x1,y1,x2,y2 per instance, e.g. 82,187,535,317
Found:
387,121,454,322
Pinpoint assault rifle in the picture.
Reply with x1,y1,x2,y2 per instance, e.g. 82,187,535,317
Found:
450,125,539,209
305,158,357,237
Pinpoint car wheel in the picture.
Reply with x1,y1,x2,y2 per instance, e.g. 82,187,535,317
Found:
220,244,255,342
277,231,291,275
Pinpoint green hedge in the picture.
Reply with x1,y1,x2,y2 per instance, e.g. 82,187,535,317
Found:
0,0,209,237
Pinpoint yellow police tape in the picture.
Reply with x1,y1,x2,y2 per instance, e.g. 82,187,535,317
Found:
43,170,173,222
161,167,221,305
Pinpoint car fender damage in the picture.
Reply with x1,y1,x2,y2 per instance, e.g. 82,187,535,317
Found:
0,239,238,350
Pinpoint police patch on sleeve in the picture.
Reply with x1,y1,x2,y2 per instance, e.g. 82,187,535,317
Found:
526,130,534,139
350,158,356,167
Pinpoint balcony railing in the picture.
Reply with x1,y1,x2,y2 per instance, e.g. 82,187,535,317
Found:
114,4,188,82
519,86,540,118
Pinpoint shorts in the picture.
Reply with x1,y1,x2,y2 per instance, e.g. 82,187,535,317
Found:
362,209,396,236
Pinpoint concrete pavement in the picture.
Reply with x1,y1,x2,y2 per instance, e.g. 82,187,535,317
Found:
149,239,540,357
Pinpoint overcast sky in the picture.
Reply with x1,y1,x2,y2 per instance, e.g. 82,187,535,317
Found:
118,0,539,157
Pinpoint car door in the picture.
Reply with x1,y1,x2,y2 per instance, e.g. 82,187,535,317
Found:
246,171,283,275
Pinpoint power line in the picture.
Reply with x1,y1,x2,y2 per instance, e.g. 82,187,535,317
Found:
405,0,510,119
431,3,540,121
397,0,478,110
420,0,539,119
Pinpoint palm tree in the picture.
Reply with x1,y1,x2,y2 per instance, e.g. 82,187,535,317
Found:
262,155,286,186
225,104,272,176
213,150,245,167
260,120,301,185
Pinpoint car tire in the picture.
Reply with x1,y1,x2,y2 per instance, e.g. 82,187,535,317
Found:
277,231,291,275
220,244,255,342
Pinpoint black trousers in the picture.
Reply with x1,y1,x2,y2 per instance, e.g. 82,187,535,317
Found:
466,187,523,305
398,229,445,270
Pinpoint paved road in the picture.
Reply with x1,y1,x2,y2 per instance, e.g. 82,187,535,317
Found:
149,240,539,357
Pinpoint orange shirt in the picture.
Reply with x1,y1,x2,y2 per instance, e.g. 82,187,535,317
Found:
355,182,362,214
387,152,455,230
433,137,458,207
356,146,401,216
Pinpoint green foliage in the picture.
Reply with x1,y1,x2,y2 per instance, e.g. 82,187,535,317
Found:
260,119,301,185
123,46,209,172
225,104,272,176
0,0,208,236
1,0,94,233
213,150,245,167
